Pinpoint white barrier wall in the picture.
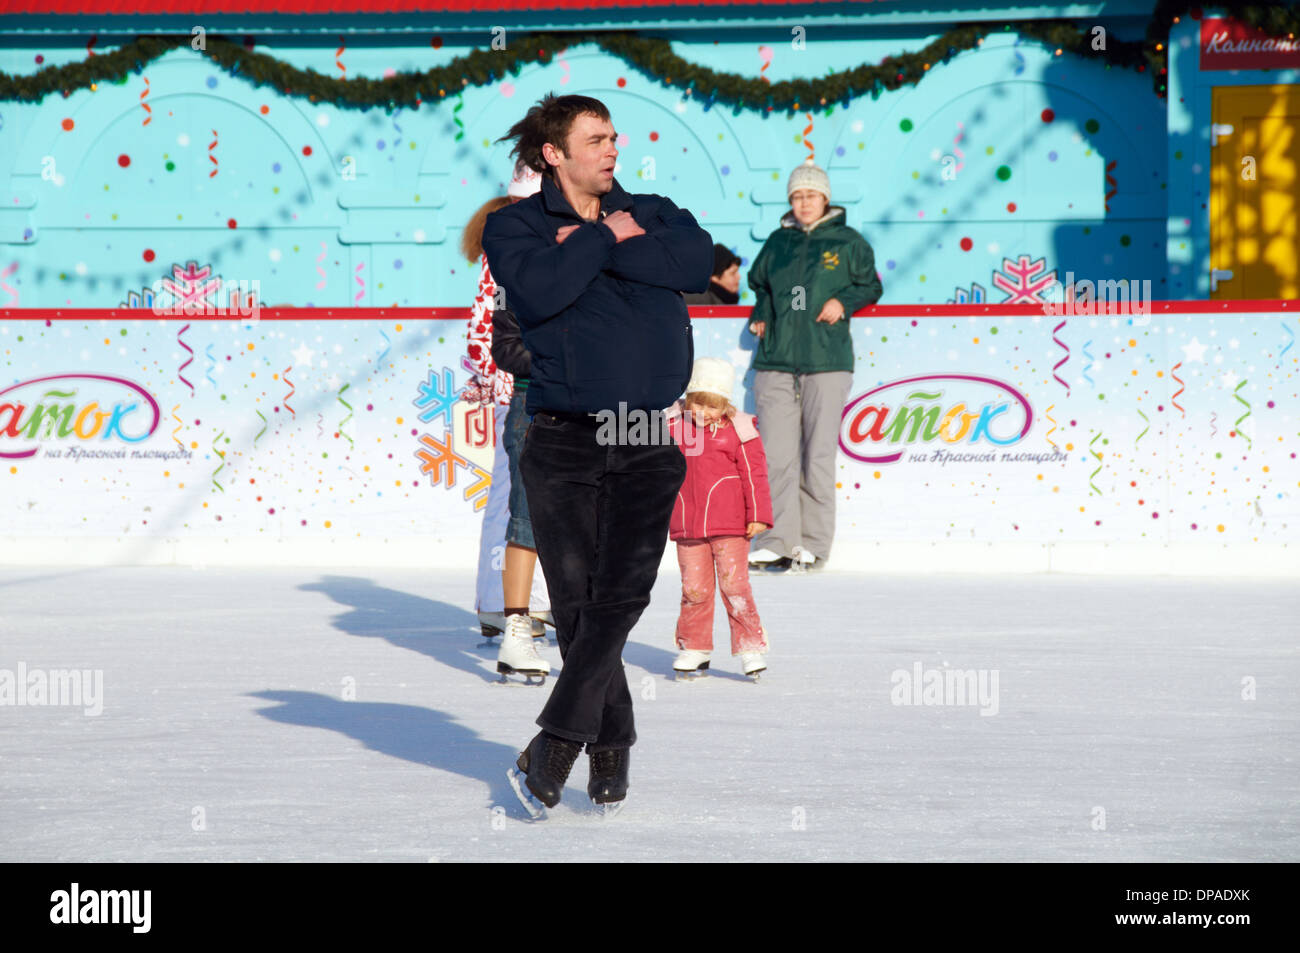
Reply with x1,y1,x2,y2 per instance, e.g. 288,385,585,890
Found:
1,303,1296,575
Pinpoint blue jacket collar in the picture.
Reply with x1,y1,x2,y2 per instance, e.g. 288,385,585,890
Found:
540,173,635,222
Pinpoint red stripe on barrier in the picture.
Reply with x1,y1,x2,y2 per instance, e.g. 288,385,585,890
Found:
0,300,1295,322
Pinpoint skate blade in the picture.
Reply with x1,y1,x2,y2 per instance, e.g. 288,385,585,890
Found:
674,669,708,682
595,799,625,819
746,670,766,682
496,662,548,686
495,672,548,686
507,766,546,819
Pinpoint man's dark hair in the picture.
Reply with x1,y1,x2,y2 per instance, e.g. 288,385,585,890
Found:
496,93,612,180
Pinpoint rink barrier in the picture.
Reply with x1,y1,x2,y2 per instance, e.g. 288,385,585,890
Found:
0,300,1296,575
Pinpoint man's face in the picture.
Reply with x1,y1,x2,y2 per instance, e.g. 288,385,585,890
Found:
790,189,829,226
717,262,741,294
547,113,618,198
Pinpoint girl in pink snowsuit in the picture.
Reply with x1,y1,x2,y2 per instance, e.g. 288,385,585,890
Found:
666,358,774,676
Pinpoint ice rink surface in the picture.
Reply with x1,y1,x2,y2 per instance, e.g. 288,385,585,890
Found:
1,566,1295,862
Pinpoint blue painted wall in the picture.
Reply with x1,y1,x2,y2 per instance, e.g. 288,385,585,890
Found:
1,15,1173,312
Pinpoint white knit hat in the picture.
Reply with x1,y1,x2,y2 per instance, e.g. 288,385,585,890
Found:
685,357,735,401
786,158,831,202
507,160,542,198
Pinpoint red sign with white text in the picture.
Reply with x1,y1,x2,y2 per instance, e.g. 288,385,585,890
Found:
1200,17,1300,70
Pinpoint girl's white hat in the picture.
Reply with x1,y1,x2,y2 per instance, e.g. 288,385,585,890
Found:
508,160,543,198
787,158,831,202
685,357,735,401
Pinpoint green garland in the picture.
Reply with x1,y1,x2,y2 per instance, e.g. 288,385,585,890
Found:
0,5,1296,112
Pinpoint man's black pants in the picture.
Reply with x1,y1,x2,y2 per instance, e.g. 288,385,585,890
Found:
520,409,686,752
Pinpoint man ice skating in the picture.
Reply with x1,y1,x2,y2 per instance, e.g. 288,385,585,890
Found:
482,93,713,817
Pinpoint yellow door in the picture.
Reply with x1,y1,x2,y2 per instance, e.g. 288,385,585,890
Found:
1211,85,1300,300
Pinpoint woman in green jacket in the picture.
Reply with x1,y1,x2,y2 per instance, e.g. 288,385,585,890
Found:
746,159,882,572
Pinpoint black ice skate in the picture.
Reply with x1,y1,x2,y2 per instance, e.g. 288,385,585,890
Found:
587,747,629,818
507,731,582,818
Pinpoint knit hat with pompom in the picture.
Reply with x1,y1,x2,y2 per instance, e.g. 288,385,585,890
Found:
786,158,831,202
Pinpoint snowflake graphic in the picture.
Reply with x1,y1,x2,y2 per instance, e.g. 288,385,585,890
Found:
946,282,987,305
992,255,1057,304
122,287,157,309
462,464,492,512
414,432,469,488
160,260,223,313
414,367,458,429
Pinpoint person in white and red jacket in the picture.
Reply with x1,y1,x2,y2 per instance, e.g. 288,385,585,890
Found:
664,357,774,680
461,160,551,679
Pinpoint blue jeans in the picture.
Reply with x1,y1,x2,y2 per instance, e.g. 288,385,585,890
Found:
502,388,535,549
521,410,686,750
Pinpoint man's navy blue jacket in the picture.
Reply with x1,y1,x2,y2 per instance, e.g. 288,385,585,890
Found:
481,174,713,415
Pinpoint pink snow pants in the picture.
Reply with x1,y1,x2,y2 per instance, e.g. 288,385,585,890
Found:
674,536,768,655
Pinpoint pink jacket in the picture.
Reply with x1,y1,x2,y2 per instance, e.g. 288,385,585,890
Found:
666,400,774,541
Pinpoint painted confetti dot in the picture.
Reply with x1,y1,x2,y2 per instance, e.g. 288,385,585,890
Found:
1041,109,1055,122
960,237,973,251
61,118,74,130
302,145,313,156
227,218,237,229
617,78,627,87
1007,202,1017,212
1085,118,1100,133
143,249,155,262
996,165,1011,181
1048,150,1058,161
899,118,913,132
1120,235,1131,246
649,131,659,141
117,154,130,167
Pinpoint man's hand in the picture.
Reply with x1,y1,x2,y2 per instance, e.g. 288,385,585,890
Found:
602,210,645,243
749,321,766,339
555,224,580,244
816,297,846,324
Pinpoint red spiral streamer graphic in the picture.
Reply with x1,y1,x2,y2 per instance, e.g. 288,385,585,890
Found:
1170,361,1185,417
139,76,151,126
802,112,814,162
283,366,296,417
1104,160,1117,213
208,128,218,178
177,322,195,395
1052,319,1070,394
336,36,346,77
